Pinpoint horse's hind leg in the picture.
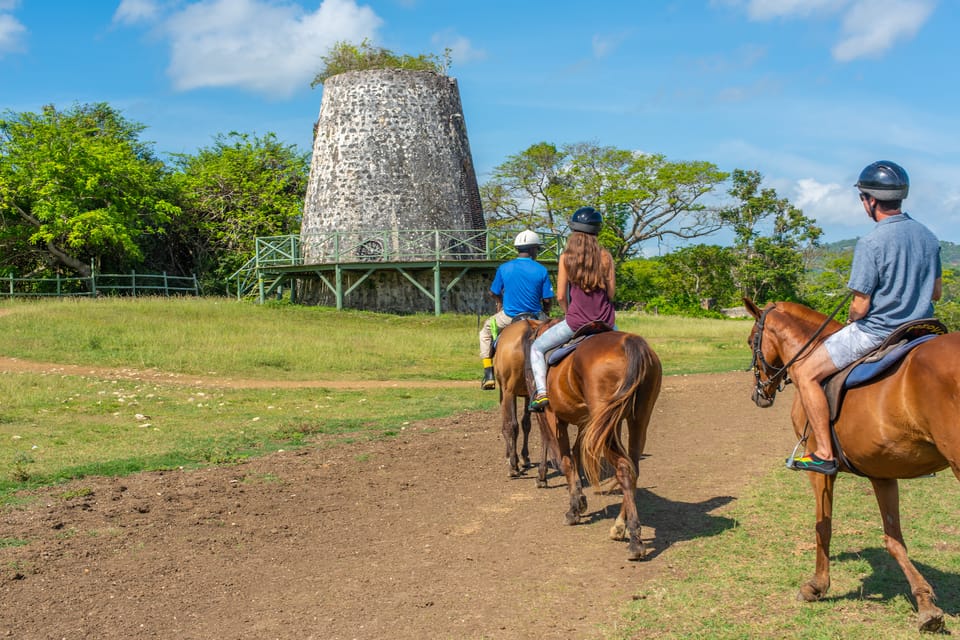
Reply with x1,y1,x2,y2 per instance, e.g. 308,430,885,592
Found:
500,393,522,478
519,405,532,469
871,478,944,632
549,415,585,525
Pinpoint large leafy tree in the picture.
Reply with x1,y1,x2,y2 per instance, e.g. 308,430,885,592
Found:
0,103,179,277
720,169,822,304
481,142,728,262
166,132,309,292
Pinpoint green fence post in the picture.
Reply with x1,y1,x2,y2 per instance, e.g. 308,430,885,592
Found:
131,270,136,297
193,275,199,296
9,272,13,295
163,272,169,296
56,273,61,297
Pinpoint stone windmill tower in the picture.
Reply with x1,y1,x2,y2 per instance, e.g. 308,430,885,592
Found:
298,68,489,312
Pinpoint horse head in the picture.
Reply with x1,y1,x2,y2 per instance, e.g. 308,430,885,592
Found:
744,298,788,408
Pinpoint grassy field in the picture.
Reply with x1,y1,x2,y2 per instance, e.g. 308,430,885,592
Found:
612,469,960,639
3,297,957,636
0,297,751,499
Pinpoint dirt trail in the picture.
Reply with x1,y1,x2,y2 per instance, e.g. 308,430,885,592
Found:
0,359,797,640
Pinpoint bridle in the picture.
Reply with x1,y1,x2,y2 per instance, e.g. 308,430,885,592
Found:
750,294,852,406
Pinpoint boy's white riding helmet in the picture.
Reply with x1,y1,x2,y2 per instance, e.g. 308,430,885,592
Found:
514,230,542,247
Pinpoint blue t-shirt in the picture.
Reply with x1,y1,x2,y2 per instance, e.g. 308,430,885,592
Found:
848,212,942,337
490,257,554,317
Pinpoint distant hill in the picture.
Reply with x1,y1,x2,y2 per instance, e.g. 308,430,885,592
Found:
817,239,960,268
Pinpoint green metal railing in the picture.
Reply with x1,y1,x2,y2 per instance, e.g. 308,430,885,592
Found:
227,227,564,301
1,271,199,298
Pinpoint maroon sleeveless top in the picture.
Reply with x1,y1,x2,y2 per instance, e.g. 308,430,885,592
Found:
565,285,615,331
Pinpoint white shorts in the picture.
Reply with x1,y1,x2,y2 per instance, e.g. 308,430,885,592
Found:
823,322,885,369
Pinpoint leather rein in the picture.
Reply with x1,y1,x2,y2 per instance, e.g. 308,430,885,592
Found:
750,294,853,405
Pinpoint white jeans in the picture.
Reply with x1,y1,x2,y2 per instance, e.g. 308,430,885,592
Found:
824,322,885,369
529,320,575,395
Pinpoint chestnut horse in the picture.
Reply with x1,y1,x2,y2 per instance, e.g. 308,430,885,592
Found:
492,318,548,483
521,322,662,560
745,298,960,632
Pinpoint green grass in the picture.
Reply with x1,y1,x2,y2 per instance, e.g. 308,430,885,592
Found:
609,468,960,639
0,297,752,500
0,297,752,380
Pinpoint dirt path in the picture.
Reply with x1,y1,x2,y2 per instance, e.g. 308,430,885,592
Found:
0,363,797,639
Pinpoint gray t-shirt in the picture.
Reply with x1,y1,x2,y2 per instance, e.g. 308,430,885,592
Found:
848,212,942,337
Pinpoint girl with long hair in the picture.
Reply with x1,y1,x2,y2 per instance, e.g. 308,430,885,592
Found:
528,206,615,411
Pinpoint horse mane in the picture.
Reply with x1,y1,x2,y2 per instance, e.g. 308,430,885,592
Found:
770,301,842,345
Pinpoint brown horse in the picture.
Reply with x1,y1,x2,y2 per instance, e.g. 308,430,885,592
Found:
492,318,548,484
745,298,960,632
522,322,662,560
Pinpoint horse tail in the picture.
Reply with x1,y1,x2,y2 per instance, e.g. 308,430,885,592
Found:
578,334,659,488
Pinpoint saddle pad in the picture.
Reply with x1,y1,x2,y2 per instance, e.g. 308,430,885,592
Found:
845,333,938,388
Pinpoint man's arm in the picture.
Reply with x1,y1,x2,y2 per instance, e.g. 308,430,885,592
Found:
933,277,943,302
848,291,871,322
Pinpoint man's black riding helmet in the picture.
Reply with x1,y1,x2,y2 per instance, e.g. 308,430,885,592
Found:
855,161,909,201
569,206,603,234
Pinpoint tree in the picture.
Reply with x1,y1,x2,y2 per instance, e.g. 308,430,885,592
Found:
0,103,179,277
311,40,450,87
481,142,729,262
720,169,822,304
480,142,568,232
653,244,738,312
166,132,309,292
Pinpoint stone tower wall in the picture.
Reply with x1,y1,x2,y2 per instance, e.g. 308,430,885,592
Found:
301,69,484,250
298,68,486,309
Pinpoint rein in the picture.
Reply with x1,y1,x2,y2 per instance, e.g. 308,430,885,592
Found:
751,292,853,403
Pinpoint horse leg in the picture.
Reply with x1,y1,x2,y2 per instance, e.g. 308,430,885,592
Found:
871,478,944,632
519,405,532,469
500,392,522,478
535,411,550,488
550,415,585,525
798,473,835,602
611,444,645,560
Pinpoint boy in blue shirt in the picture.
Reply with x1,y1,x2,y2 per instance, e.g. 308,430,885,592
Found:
478,230,554,389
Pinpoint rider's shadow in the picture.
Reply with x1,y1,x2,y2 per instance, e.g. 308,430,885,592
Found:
831,548,960,615
583,486,736,561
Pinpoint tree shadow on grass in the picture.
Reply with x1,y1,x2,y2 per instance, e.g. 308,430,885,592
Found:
831,548,960,616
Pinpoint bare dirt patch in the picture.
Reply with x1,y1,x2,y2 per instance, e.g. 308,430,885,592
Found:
0,368,796,640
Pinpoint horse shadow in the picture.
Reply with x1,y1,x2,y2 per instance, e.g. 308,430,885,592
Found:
830,548,960,616
514,460,737,561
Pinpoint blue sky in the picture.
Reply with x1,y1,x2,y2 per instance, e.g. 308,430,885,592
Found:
2,0,958,247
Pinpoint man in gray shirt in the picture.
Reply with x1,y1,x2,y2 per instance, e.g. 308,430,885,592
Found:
789,161,942,475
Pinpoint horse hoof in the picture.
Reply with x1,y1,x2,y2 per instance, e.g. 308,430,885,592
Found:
918,609,945,633
536,479,548,489
564,512,579,526
796,584,824,602
609,523,626,541
509,468,521,478
627,545,647,562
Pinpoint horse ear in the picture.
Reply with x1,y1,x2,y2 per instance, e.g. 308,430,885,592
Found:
743,297,762,320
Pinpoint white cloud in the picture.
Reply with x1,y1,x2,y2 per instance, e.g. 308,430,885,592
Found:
113,0,162,25
431,29,486,65
591,32,628,59
719,0,936,61
0,11,25,55
741,0,846,20
0,0,20,10
832,0,935,61
161,0,382,96
792,178,860,227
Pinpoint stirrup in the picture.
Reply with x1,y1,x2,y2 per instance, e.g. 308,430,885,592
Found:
784,439,807,470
